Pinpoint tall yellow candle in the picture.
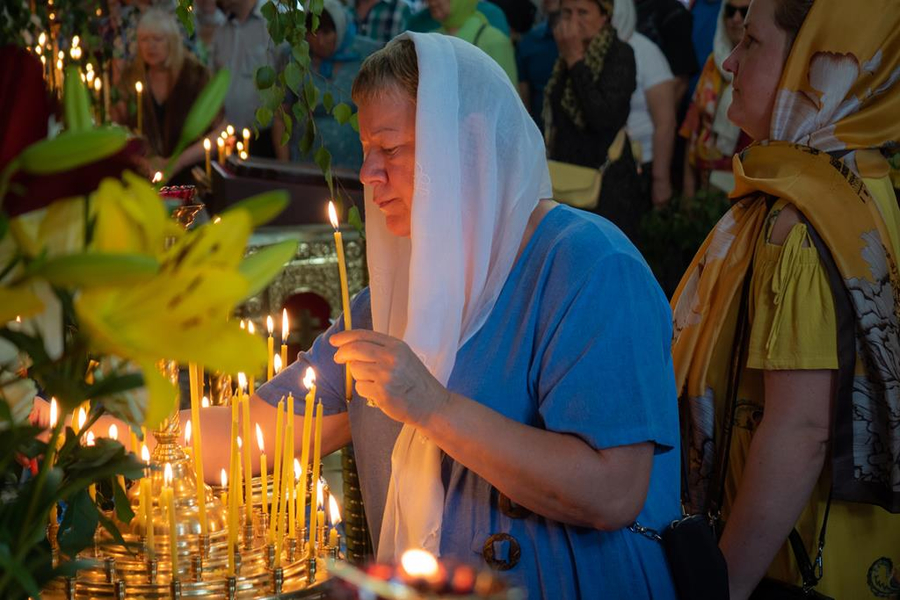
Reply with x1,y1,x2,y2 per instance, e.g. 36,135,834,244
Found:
227,404,239,576
328,495,341,548
298,369,315,533
239,381,253,521
203,138,211,179
189,363,208,535
48,398,60,526
308,401,323,555
142,445,154,559
266,315,275,381
328,202,354,401
163,463,179,577
268,398,284,544
275,422,293,567
290,458,299,539
134,80,143,133
242,128,251,156
256,424,267,519
281,308,289,367
86,432,97,501
247,321,256,393
217,137,225,166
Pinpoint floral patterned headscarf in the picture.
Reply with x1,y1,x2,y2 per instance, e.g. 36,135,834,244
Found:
671,0,900,513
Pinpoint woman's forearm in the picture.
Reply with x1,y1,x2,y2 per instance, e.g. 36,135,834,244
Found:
420,392,654,530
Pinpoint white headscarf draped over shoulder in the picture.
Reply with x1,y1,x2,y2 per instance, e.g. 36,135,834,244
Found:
367,31,552,560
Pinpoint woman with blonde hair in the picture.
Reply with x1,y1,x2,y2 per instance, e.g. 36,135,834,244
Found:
673,0,900,597
114,7,217,183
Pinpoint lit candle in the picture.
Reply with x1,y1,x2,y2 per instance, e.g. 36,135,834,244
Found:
328,201,354,401
236,436,244,507
189,363,208,535
130,430,139,455
268,398,284,544
220,469,228,511
227,404,239,576
247,321,256,393
290,458,299,540
108,424,126,495
93,77,102,122
274,354,283,376
276,421,293,567
203,138,211,179
239,375,253,521
328,495,341,548
316,480,326,549
239,150,248,161
142,445,154,559
235,141,244,154
308,401,323,555
256,423,267,519
134,80,143,133
183,419,193,461
298,369,315,534
216,137,225,166
201,396,210,408
242,128,251,155
281,309,289,367
163,463,179,577
76,407,86,436
266,316,275,381
152,171,163,184
49,398,59,526
226,124,235,138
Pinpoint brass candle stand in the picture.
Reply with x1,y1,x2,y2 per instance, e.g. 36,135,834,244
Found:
42,366,340,599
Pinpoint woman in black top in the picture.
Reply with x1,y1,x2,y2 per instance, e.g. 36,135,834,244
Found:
544,0,643,243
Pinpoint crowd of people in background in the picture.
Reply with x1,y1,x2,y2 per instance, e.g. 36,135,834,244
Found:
102,0,752,288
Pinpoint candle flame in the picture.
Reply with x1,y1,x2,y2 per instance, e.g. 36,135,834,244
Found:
248,320,255,335
316,479,324,508
142,444,150,464
255,423,264,452
237,435,242,449
135,80,142,93
226,125,235,137
38,32,46,45
239,150,248,160
57,50,63,60
108,424,118,440
303,367,316,390
86,70,94,83
242,127,250,139
35,44,42,54
294,458,301,480
152,171,163,183
213,216,222,224
56,59,62,70
71,35,80,47
267,315,274,335
86,62,93,72
201,396,210,408
282,308,289,340
401,549,439,578
86,431,95,446
164,462,173,485
221,468,227,487
217,137,225,148
328,201,339,230
235,141,244,152
77,407,87,431
93,78,101,92
184,419,192,445
237,372,247,391
220,130,228,140
239,319,245,330
15,315,21,322
203,138,211,151
329,495,341,525
274,353,282,375
49,397,58,428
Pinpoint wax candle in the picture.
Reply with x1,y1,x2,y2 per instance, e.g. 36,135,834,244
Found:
134,81,143,133
226,124,235,138
203,138,211,179
242,128,250,155
163,463,179,577
189,363,208,535
298,369,315,533
183,419,193,461
274,354,282,376
276,422,293,567
220,469,228,511
328,495,341,547
246,321,256,393
290,459,299,540
108,424,127,495
216,137,225,166
281,308,289,367
328,202,354,401
256,423,267,519
86,432,97,501
48,398,59,526
308,401,323,554
268,398,284,544
266,315,275,381
240,383,253,521
236,436,244,508
142,445,154,559
227,405,239,576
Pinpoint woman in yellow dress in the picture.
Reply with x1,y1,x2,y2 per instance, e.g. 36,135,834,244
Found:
672,0,900,598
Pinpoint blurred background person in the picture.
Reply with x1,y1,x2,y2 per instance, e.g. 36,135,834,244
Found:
545,0,641,241
633,0,697,105
679,0,751,197
406,0,511,37
614,0,676,211
517,0,561,131
114,7,217,183
347,0,412,43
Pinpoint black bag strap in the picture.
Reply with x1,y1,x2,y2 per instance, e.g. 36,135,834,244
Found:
788,490,833,592
473,22,489,47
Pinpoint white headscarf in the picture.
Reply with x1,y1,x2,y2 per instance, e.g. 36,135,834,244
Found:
368,31,552,560
612,0,637,41
711,1,742,156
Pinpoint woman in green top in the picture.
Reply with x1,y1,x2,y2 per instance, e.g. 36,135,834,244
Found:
426,0,518,84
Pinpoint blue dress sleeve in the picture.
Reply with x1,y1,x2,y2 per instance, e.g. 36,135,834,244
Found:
535,253,678,453
255,289,372,417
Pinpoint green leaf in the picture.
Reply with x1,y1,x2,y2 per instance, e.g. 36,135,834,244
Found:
256,106,274,129
0,212,8,242
269,12,286,45
303,78,319,110
63,66,93,133
348,205,364,236
284,61,302,95
239,239,299,300
0,547,41,597
87,372,145,404
299,118,316,155
260,0,277,20
113,479,135,525
98,509,135,556
176,3,195,36
314,146,331,176
220,189,290,228
172,69,231,158
323,91,334,113
255,65,276,90
18,127,128,175
333,102,352,125
58,490,99,557
349,112,359,133
33,253,159,288
292,40,311,64
282,110,293,137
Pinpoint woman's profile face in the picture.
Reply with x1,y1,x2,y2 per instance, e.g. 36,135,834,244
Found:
137,27,169,68
723,0,789,141
560,0,608,45
358,86,417,238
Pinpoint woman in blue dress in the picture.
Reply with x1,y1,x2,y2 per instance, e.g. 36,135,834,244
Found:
212,32,679,598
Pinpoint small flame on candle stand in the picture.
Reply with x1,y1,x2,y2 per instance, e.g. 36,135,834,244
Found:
142,444,150,464
237,372,247,393
240,319,246,330
400,549,443,584
108,424,118,440
237,436,242,450
256,423,265,453
304,367,316,390
201,396,210,408
184,419,192,446
152,171,162,184
282,309,289,342
226,125,235,137
49,398,58,428
77,408,87,432
86,431,95,446
267,316,274,335
221,469,228,488
329,495,341,527
328,201,340,230
274,353,283,375
248,320,255,335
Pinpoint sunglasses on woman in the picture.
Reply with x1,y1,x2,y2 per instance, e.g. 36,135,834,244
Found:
724,3,749,19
